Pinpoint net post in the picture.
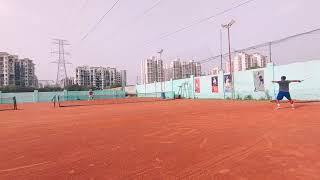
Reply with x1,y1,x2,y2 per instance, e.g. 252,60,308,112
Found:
33,90,39,103
0,91,2,104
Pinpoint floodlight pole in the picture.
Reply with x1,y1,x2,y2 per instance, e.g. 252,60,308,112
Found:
220,29,223,70
157,49,164,93
222,20,235,99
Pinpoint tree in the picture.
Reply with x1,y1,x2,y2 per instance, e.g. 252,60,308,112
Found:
64,85,98,91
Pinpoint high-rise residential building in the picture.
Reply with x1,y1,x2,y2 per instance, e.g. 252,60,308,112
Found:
164,64,172,81
209,67,220,76
15,58,36,87
75,66,126,89
140,56,164,84
76,66,110,89
75,66,90,87
181,60,201,78
0,52,37,87
120,70,127,87
195,62,201,77
170,59,182,80
116,71,121,86
252,53,268,68
181,61,191,78
0,52,16,86
229,52,268,72
141,57,155,84
140,57,202,84
109,68,117,86
115,70,127,87
233,52,252,72
156,59,164,82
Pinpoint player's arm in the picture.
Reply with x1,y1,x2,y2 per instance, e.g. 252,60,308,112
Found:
271,81,279,83
289,80,302,83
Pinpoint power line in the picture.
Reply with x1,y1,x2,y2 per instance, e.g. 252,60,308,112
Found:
81,0,121,41
141,0,162,17
195,28,320,64
105,0,164,42
145,0,258,45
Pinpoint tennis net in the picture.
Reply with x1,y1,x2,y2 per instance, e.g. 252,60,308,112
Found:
0,97,17,111
55,92,175,108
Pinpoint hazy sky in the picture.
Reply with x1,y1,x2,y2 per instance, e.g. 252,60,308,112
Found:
0,0,319,84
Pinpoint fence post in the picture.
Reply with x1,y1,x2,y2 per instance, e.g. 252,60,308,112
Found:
154,81,157,97
63,90,68,100
113,90,116,98
144,82,146,97
266,62,276,99
219,70,225,99
191,75,195,99
171,78,173,94
33,90,39,102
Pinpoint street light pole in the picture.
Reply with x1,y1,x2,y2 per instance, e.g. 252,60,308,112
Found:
222,20,235,99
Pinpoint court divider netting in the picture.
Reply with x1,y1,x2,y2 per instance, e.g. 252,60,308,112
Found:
53,92,175,108
0,97,17,111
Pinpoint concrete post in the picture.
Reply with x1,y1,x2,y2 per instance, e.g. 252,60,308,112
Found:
33,90,39,102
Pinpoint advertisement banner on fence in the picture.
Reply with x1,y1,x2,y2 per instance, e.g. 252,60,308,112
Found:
211,76,218,93
224,75,232,92
195,78,200,93
253,70,265,92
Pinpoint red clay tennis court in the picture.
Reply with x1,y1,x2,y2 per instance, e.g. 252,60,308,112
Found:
0,99,320,179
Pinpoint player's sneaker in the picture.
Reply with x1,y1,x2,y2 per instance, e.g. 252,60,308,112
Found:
275,104,281,110
291,104,295,109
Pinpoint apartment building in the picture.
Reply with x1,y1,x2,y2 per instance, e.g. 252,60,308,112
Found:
75,66,126,89
227,52,268,72
140,56,164,84
0,52,37,87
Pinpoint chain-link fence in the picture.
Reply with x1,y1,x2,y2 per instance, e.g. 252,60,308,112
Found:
200,28,320,75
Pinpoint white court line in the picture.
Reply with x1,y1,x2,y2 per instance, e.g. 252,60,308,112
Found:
0,161,50,173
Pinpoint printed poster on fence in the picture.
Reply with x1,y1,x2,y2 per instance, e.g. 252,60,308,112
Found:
253,70,265,92
211,76,218,93
195,78,200,93
224,75,232,93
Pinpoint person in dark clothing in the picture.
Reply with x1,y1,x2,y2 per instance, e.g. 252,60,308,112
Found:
272,76,301,109
13,96,17,110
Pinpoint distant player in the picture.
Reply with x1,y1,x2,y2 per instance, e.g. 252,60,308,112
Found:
88,89,94,101
272,76,301,109
13,96,17,110
51,95,56,108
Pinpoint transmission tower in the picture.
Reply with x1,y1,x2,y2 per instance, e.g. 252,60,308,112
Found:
51,39,71,87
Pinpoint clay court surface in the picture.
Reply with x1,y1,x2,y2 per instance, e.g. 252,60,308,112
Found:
1,99,320,180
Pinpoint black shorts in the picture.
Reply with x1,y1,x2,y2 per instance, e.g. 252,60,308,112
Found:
277,91,291,100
